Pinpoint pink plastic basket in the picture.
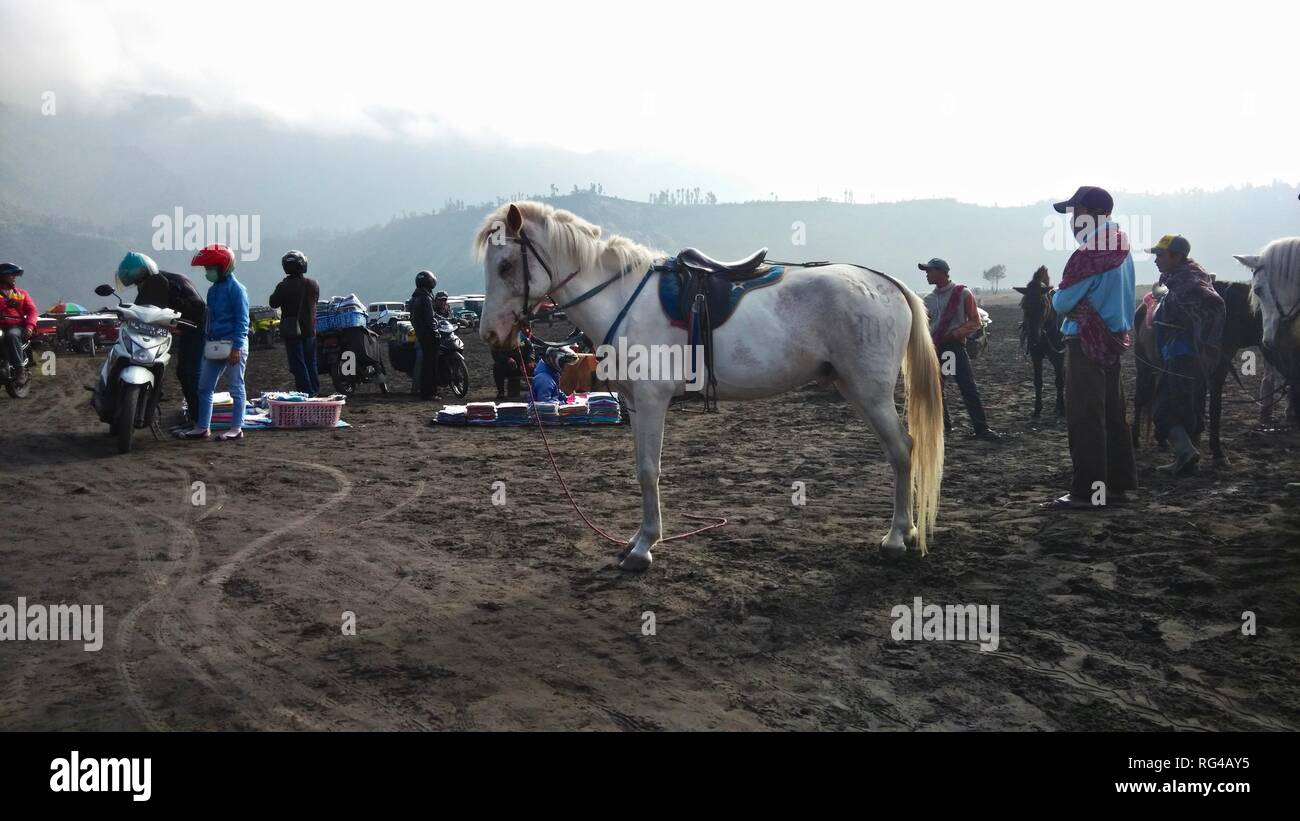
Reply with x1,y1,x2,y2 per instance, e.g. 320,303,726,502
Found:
268,398,345,428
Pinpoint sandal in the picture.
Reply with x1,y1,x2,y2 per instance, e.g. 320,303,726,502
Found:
220,429,244,441
1041,494,1093,511
174,428,211,440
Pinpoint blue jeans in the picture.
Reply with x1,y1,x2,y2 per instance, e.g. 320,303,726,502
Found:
937,340,989,432
2,326,25,369
196,348,248,430
284,336,320,395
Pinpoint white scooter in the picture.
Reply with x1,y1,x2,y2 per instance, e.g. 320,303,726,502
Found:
88,284,193,453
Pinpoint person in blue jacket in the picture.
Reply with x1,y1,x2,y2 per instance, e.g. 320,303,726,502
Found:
176,244,250,441
531,346,576,404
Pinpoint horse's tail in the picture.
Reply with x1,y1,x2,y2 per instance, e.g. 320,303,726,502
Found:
899,285,945,556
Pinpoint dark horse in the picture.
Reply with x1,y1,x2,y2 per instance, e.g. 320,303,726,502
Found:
1132,280,1261,460
1013,266,1064,418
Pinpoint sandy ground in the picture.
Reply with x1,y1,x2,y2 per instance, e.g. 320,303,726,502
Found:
1,303,1297,731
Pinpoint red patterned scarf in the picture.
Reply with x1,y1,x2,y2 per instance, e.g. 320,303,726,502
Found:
932,283,966,348
1060,222,1131,366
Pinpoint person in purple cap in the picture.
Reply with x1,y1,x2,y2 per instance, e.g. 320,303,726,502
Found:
1044,186,1137,510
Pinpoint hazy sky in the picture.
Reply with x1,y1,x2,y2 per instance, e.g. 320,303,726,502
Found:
3,0,1296,205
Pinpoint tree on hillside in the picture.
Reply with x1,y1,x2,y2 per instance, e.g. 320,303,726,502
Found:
982,264,1007,293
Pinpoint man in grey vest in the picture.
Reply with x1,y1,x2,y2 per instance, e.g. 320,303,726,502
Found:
920,258,999,439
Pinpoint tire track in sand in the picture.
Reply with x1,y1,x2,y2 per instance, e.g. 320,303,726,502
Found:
196,458,434,729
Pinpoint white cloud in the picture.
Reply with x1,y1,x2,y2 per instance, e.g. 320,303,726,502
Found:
2,0,1297,205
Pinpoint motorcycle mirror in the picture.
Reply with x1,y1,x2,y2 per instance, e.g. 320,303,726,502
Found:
94,284,116,297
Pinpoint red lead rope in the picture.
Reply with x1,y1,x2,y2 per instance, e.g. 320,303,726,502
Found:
519,350,728,546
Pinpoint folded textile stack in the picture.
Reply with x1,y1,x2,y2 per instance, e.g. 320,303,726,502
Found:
587,392,621,424
211,403,258,424
260,391,313,403
435,405,468,425
532,401,561,426
210,412,274,431
495,402,531,427
559,400,588,425
466,402,497,426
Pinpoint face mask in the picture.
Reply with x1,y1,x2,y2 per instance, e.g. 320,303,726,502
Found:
205,267,222,283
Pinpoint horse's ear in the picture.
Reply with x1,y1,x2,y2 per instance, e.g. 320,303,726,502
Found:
506,203,524,236
1012,286,1027,294
1234,254,1261,270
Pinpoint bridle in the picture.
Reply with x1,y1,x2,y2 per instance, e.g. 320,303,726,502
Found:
508,228,581,333
503,226,636,340
1252,264,1300,365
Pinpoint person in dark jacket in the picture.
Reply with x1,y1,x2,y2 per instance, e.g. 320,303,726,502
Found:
492,330,533,401
409,270,440,400
117,251,206,420
433,290,454,320
1148,234,1225,475
269,250,321,395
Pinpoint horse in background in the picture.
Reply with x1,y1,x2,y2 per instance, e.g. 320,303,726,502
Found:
1132,278,1263,460
1012,266,1064,418
1131,282,1167,448
1236,237,1300,426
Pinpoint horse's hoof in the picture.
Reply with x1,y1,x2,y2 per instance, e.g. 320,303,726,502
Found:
879,536,908,561
879,544,907,561
619,547,653,571
903,527,919,547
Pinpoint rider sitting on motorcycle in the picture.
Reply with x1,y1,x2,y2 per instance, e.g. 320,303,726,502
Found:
117,252,207,420
433,291,454,321
0,262,37,384
409,271,441,400
531,346,576,404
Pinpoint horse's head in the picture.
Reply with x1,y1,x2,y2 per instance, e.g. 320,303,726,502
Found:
1236,237,1300,377
1015,268,1052,323
474,201,596,350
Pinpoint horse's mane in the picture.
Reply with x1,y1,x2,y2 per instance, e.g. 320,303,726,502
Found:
473,201,661,277
1250,237,1300,314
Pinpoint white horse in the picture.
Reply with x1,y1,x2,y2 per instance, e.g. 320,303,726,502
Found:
475,202,944,571
1235,237,1300,417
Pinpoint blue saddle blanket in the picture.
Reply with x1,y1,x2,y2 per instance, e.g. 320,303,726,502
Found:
657,259,785,328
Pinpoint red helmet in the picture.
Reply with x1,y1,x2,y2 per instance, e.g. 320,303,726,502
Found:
191,244,236,276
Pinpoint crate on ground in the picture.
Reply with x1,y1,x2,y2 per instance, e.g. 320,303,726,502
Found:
268,397,345,428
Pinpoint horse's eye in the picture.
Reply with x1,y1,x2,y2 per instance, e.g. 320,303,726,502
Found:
497,259,512,277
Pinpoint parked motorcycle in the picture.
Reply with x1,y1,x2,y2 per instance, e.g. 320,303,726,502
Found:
88,284,193,453
317,324,389,396
0,334,34,398
387,318,469,398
